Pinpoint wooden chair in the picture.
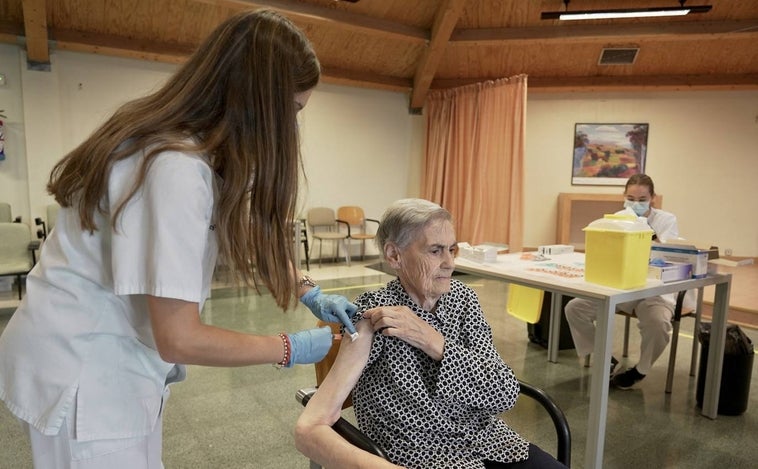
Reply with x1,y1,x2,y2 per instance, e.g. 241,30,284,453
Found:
306,207,351,267
298,321,572,468
336,206,379,261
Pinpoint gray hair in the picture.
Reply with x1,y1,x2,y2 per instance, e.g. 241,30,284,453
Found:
376,198,452,256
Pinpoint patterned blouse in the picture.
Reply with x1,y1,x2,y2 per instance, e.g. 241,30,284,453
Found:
351,278,530,469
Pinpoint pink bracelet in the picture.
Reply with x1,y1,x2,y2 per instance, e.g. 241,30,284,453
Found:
277,333,291,367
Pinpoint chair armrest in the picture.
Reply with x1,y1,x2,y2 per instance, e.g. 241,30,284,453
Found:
28,240,41,265
518,380,571,467
366,218,380,227
296,387,389,460
335,219,352,237
297,382,571,466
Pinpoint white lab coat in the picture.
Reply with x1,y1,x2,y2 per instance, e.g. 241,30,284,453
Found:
0,149,218,445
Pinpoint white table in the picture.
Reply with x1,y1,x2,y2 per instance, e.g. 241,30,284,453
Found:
454,253,732,469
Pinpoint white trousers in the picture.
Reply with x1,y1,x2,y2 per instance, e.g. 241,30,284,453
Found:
565,296,674,375
24,390,167,469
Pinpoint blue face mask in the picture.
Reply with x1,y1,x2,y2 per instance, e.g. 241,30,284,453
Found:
624,200,650,217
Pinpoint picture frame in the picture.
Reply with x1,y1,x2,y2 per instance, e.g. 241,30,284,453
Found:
571,123,648,186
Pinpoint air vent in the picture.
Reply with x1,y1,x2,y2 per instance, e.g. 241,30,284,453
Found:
598,48,639,65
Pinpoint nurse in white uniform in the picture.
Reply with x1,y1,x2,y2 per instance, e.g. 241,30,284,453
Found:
0,10,355,468
565,173,691,390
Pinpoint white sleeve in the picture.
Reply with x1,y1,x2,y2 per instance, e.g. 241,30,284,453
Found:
110,151,215,302
650,210,679,242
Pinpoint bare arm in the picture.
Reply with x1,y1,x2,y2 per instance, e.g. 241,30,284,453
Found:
147,296,284,366
294,320,403,469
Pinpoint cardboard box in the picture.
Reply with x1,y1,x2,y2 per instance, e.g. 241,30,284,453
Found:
648,262,692,283
650,242,711,278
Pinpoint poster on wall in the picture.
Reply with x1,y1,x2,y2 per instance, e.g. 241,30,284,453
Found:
571,123,648,185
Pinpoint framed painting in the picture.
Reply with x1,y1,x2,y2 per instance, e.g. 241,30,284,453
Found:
571,123,648,185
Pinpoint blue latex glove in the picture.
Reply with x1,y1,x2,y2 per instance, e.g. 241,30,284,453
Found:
300,286,358,336
286,326,333,367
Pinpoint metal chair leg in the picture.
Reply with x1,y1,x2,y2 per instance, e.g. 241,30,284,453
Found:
622,315,631,357
666,320,681,393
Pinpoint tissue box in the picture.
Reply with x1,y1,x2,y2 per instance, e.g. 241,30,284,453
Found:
650,243,710,278
458,243,498,263
648,262,692,283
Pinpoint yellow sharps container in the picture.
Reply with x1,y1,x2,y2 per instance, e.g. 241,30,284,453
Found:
583,214,654,289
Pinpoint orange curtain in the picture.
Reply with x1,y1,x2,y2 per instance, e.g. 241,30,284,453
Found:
422,74,526,251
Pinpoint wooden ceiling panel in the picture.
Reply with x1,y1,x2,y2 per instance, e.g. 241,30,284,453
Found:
307,27,422,78
0,0,22,23
0,0,754,104
632,37,758,75
316,0,439,29
459,0,543,28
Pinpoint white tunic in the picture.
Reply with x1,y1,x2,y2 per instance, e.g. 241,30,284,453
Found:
0,149,218,441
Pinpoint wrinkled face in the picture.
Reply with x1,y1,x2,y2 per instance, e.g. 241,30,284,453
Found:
390,219,458,310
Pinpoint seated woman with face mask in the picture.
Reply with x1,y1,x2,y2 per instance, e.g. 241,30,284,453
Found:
565,173,690,390
295,198,567,469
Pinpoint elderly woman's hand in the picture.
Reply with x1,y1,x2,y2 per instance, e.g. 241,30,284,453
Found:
362,306,445,361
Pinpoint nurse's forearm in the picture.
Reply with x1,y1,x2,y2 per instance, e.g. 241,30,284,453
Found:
147,295,285,366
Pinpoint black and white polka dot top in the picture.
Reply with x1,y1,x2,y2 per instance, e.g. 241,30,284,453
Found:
351,278,530,469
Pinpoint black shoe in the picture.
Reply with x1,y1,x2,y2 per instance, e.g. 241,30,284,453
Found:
611,367,646,390
609,356,620,377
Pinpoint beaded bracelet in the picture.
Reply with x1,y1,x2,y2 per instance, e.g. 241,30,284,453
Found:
276,333,291,368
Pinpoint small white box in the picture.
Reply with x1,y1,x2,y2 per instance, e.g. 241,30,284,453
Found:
538,244,574,255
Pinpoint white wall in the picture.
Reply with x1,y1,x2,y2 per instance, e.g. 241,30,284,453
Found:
1,43,756,257
0,44,28,221
0,45,424,260
525,91,758,257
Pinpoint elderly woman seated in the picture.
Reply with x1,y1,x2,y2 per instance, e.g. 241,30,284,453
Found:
295,198,567,469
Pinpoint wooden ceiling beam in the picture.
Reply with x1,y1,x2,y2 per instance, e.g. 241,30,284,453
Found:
409,0,467,112
451,20,758,45
321,65,411,92
21,0,49,65
51,28,195,64
193,0,428,42
431,73,758,92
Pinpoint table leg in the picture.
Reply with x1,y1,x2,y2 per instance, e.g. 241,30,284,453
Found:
585,298,615,469
690,287,704,376
548,293,563,363
701,279,731,419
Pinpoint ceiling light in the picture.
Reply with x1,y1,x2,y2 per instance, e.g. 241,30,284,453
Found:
541,1,712,21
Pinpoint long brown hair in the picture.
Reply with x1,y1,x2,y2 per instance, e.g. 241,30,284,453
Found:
47,9,320,309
